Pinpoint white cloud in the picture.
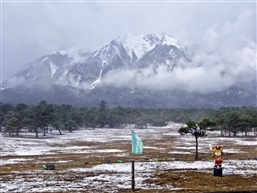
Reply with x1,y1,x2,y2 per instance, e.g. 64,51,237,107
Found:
101,7,256,93
2,1,256,95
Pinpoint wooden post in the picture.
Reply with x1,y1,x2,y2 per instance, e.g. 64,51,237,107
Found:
131,157,135,191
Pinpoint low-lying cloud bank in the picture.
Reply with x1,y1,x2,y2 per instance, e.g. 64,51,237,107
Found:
102,9,256,94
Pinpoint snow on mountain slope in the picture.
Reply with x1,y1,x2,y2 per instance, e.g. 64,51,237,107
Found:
72,33,188,91
116,33,157,60
49,33,187,91
1,33,255,108
115,33,185,61
2,48,92,90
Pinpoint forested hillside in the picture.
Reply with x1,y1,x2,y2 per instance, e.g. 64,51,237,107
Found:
1,101,257,137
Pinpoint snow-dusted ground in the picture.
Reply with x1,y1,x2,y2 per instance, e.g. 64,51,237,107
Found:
1,123,257,192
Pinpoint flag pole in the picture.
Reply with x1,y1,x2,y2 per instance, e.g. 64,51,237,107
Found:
131,130,143,191
131,156,135,191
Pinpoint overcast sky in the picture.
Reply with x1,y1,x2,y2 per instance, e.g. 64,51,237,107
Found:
1,0,256,86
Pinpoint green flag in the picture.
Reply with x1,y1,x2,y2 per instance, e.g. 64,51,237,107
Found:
132,130,143,155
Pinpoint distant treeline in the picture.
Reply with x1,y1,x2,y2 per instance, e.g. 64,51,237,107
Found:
1,101,257,137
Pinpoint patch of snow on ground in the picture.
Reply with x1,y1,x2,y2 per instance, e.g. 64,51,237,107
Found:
235,140,257,146
223,149,245,153
144,146,166,150
0,158,33,165
168,151,192,154
1,125,256,192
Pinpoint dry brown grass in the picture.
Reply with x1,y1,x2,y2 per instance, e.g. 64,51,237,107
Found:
1,132,257,193
145,170,257,193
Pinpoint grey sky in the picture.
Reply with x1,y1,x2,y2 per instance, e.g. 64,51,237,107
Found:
1,1,256,83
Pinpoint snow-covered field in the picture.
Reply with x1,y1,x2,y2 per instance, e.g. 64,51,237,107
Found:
1,123,257,192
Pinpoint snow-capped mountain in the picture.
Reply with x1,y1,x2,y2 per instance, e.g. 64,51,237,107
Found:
2,48,92,89
1,33,256,108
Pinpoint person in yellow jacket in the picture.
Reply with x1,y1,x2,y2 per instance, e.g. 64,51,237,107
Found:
211,145,223,167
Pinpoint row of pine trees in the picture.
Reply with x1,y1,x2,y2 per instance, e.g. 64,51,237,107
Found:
1,100,257,138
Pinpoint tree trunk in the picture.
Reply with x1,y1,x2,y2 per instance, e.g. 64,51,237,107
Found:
15,128,19,136
195,136,199,160
35,128,39,138
43,127,47,136
57,127,62,135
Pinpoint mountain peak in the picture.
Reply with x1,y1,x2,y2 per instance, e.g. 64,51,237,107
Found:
1,32,255,108
116,32,164,45
116,33,182,45
114,33,158,59
113,33,184,59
